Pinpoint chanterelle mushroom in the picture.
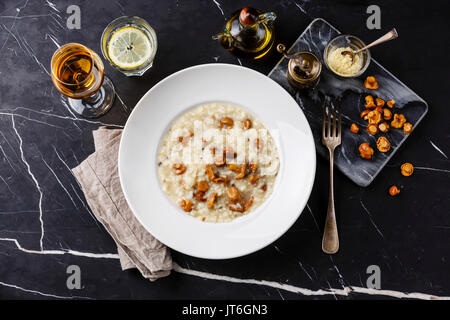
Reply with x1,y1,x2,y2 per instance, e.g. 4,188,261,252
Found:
227,186,241,204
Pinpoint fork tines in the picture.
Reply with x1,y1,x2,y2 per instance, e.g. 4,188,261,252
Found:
322,97,342,142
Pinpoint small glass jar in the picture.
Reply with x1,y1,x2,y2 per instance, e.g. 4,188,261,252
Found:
286,51,322,90
101,16,157,76
277,44,322,90
323,34,370,78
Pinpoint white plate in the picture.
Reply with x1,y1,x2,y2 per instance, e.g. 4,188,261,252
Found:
119,63,316,259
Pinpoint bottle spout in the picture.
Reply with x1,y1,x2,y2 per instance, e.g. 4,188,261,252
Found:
257,12,277,24
212,29,234,50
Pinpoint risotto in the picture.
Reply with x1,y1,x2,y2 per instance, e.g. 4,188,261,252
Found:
157,103,280,222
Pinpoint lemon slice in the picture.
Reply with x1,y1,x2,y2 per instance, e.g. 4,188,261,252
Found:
108,26,152,69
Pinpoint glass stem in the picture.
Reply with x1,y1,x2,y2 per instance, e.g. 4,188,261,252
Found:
83,89,102,104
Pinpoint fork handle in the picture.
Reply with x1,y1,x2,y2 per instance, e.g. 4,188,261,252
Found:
322,148,339,254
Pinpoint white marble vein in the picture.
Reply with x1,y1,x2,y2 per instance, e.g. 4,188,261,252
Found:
297,260,313,281
173,262,449,300
52,146,100,225
11,115,45,250
1,236,448,300
0,144,17,173
292,0,308,15
329,256,346,288
0,237,119,259
0,281,91,299
415,166,450,174
211,0,225,20
0,172,18,196
41,155,78,208
360,200,384,238
0,0,29,54
44,33,60,48
45,0,59,12
115,90,130,113
305,203,320,231
429,140,448,159
1,106,124,129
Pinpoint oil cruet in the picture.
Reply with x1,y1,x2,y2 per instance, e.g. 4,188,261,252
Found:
212,7,276,60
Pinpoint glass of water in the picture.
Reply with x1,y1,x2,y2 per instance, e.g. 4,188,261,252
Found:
101,16,158,76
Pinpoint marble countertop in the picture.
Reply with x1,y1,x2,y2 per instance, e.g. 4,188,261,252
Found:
0,0,449,300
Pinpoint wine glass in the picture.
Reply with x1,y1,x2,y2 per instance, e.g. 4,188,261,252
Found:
51,43,115,118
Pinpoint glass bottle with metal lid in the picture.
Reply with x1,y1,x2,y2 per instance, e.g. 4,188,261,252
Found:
212,7,277,60
277,44,322,90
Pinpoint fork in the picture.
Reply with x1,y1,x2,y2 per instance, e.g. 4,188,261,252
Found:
321,97,342,254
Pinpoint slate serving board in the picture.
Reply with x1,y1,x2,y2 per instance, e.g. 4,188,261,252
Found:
268,18,428,187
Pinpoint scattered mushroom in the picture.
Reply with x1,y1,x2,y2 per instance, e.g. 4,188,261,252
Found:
375,106,383,114
378,122,390,133
375,98,385,108
364,76,379,90
403,122,413,134
213,176,229,184
227,186,241,204
194,191,207,202
361,109,370,120
359,143,374,160
391,113,406,128
244,195,255,211
377,136,391,152
243,119,252,130
401,162,414,177
386,99,395,108
389,185,400,196
382,108,392,120
197,180,209,193
228,164,241,173
368,110,382,124
350,123,359,134
207,193,218,209
365,95,376,109
229,195,254,213
181,200,194,212
173,163,187,175
248,174,260,185
235,163,247,180
366,123,379,135
220,117,234,128
205,164,216,181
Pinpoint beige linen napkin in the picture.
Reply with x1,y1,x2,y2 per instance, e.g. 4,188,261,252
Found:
72,127,172,280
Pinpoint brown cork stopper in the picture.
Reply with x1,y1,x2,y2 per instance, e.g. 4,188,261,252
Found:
239,7,259,26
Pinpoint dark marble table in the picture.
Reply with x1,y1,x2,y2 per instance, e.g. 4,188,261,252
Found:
0,0,449,300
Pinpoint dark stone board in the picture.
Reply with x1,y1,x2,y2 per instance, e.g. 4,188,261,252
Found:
269,18,428,186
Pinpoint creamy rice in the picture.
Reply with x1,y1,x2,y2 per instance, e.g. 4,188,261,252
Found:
327,46,363,76
157,103,280,222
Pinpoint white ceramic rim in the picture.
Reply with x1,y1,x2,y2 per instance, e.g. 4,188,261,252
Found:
118,63,316,259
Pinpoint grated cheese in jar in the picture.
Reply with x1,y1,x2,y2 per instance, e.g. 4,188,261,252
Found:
327,46,363,76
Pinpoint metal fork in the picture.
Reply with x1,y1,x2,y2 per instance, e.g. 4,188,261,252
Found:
321,97,342,254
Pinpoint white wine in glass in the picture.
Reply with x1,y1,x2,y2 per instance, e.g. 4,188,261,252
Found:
51,43,115,118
